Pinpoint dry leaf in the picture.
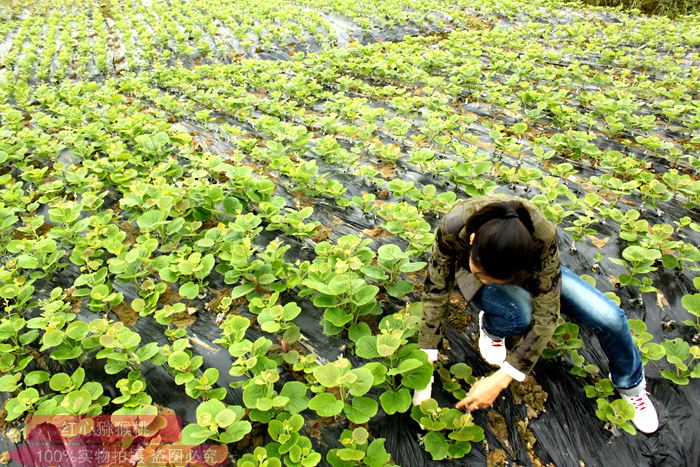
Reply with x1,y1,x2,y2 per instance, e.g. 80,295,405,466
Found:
587,235,610,249
362,227,388,238
656,291,670,310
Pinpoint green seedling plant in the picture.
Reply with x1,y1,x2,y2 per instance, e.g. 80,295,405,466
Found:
326,427,392,467
376,202,434,255
237,446,282,467
410,399,485,461
3,367,109,421
0,312,40,373
95,321,166,374
165,338,216,394
300,235,381,336
361,243,426,298
265,412,321,467
216,315,281,385
112,370,157,415
253,293,303,351
681,278,700,336
627,319,666,365
70,267,124,312
180,399,252,446
437,363,477,401
660,338,700,385
155,248,216,299
353,304,432,415
610,245,661,293
307,357,377,424
595,398,637,435
540,321,599,376
413,185,458,214
5,237,66,280
242,368,309,423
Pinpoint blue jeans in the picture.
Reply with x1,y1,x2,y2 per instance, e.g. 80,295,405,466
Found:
471,266,644,392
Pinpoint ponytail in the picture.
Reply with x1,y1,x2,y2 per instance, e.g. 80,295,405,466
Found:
465,201,535,280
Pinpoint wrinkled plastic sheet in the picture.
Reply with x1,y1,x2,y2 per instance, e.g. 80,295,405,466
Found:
2,6,700,467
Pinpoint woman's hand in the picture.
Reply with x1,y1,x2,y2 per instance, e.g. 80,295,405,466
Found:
456,369,513,411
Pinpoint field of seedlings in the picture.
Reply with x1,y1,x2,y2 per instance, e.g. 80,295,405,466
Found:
0,0,699,465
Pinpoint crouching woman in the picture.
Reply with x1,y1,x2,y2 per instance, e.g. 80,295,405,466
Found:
413,194,658,434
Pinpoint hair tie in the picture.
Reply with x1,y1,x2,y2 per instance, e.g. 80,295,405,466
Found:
503,208,519,219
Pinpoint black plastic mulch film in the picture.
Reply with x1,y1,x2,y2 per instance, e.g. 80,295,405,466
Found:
1,2,699,467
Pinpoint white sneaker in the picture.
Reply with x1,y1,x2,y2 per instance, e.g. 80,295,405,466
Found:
621,387,659,434
412,376,434,406
478,311,506,366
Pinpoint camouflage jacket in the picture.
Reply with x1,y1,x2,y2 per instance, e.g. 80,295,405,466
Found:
419,194,561,379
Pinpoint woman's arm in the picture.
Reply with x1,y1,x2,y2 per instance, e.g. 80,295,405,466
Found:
417,202,474,349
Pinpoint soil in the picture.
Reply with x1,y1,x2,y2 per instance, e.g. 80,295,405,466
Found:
158,284,184,306
307,417,337,441
205,288,232,313
112,301,139,326
511,376,548,419
115,220,139,245
172,306,198,328
488,411,512,454
375,162,397,178
309,224,333,243
486,448,509,466
446,292,471,334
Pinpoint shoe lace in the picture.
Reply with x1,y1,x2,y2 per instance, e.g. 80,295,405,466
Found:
626,391,649,410
491,338,504,347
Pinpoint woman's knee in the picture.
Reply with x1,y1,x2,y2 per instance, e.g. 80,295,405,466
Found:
480,285,532,336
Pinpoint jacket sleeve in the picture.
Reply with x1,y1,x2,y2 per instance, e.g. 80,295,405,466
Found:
501,228,561,381
418,217,459,349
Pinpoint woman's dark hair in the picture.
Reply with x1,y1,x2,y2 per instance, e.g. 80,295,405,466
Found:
465,201,535,280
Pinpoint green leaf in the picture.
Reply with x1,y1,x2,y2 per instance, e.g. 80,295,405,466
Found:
135,342,161,362
324,308,353,328
376,334,401,357
280,381,308,414
424,432,449,460
313,364,342,388
24,371,50,387
179,282,199,300
308,393,343,417
643,343,666,360
65,321,89,340
450,363,473,380
348,322,372,344
379,389,412,415
348,368,375,397
365,439,391,466
0,374,19,392
16,255,39,269
49,373,72,392
682,293,700,317
354,335,379,359
168,350,190,371
337,448,365,462
343,396,377,424
362,362,388,386
385,280,413,298
222,420,252,443
353,285,379,306
180,424,212,445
